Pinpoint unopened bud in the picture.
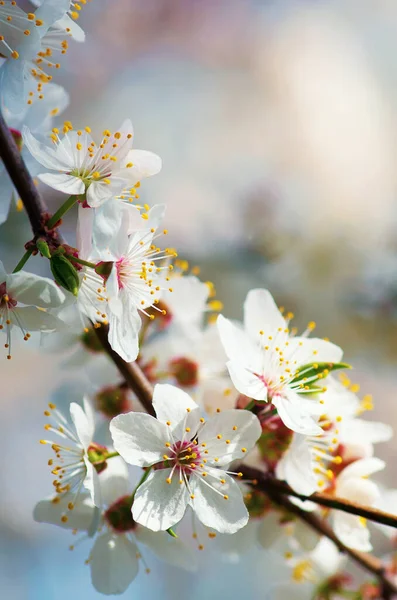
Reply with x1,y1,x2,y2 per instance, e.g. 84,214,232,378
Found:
36,238,51,259
95,384,130,418
50,254,79,296
169,357,199,387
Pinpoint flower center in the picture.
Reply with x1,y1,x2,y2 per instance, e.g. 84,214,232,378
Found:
162,440,202,476
95,385,130,419
169,357,199,387
0,282,17,309
105,495,137,533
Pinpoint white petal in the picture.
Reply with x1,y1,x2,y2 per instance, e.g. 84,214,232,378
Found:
99,456,130,507
341,419,393,445
121,149,162,183
226,360,267,401
134,526,197,572
294,520,320,551
70,402,94,449
76,204,94,259
273,394,322,436
83,459,102,508
198,409,261,466
244,289,286,338
11,307,65,332
7,271,65,307
337,477,380,506
217,314,261,365
276,434,318,495
333,512,372,551
22,127,69,170
38,173,85,195
110,412,168,467
132,468,189,531
189,471,248,534
33,494,95,531
338,457,385,483
285,337,343,365
90,532,139,595
152,383,200,438
86,178,125,208
107,297,141,362
257,511,284,549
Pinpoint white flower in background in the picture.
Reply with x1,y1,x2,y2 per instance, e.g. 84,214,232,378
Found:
31,0,86,42
258,509,320,553
39,396,102,511
0,260,64,358
34,458,197,595
110,383,261,534
0,2,41,61
0,0,71,114
22,119,161,208
217,288,344,435
332,457,385,551
0,82,69,225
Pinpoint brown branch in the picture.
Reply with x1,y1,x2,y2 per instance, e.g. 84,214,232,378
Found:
93,324,155,417
0,105,395,597
239,466,397,530
0,111,48,235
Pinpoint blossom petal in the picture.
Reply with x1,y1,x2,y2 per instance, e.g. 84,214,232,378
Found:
70,401,94,449
90,532,139,595
333,512,372,551
11,307,65,332
285,337,343,366
244,289,286,339
257,511,284,549
276,434,318,495
273,395,322,436
226,360,267,401
199,409,261,467
110,412,168,467
217,314,261,366
121,149,162,183
341,419,393,445
83,459,102,507
86,178,126,208
38,172,85,195
338,457,385,483
7,271,65,308
152,383,200,438
132,468,189,531
189,471,248,534
134,526,197,572
22,127,71,170
33,494,95,531
337,477,381,506
107,296,141,362
294,520,320,551
99,456,130,507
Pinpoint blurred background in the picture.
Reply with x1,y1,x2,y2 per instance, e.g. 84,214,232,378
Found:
2,0,397,597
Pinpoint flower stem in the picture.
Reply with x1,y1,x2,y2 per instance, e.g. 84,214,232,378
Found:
12,247,34,273
47,195,79,229
63,254,96,269
105,451,120,460
244,399,256,411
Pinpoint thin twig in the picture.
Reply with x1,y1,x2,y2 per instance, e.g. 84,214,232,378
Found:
238,466,397,530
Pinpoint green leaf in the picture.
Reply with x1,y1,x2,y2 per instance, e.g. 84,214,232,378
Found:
36,238,51,259
166,527,178,538
291,362,351,387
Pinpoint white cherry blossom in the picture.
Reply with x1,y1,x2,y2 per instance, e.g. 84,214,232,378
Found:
0,260,65,358
34,457,197,595
110,383,262,534
217,288,343,435
22,119,161,208
39,396,102,511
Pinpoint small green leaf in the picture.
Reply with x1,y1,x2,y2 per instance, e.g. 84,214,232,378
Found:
36,238,51,259
166,527,178,538
291,362,351,387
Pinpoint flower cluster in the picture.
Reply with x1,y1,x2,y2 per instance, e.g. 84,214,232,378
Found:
0,1,396,598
